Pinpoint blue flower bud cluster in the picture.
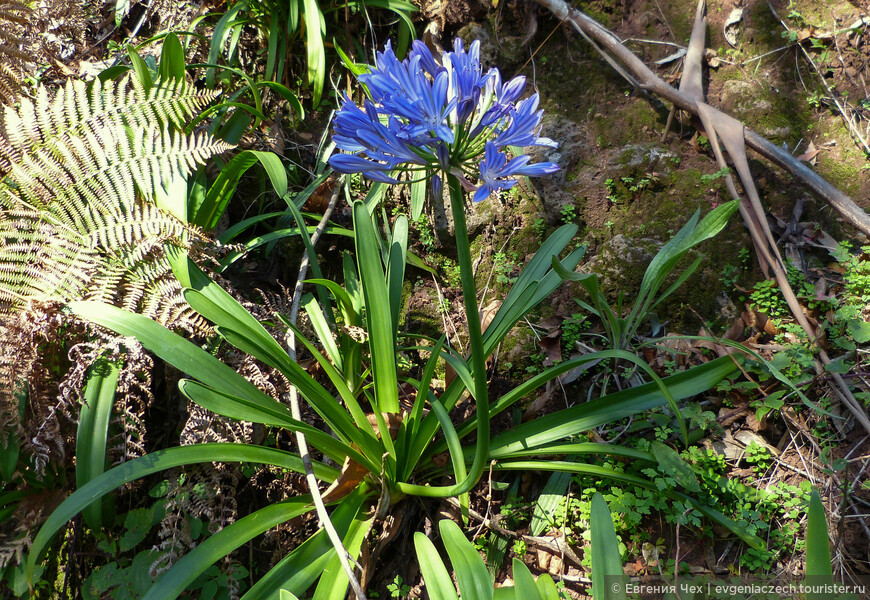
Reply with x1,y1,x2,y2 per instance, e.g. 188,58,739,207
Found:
329,38,560,202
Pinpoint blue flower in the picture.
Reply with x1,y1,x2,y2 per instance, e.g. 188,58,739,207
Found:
494,94,557,149
474,141,559,203
329,38,559,202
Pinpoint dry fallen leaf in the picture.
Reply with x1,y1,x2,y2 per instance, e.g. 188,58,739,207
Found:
796,140,821,164
321,456,370,504
724,7,744,47
321,412,402,503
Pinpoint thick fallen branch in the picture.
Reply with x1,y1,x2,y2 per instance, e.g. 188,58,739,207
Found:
535,0,870,236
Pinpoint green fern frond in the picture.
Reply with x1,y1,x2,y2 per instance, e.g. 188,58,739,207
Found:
0,75,231,324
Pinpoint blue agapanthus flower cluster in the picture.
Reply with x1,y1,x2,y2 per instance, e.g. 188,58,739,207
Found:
329,38,559,203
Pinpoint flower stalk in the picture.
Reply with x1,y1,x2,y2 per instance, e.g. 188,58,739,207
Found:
329,37,562,498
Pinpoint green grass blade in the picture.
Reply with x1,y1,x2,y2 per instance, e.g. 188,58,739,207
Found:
346,0,417,33
590,493,627,600
76,361,120,530
302,0,325,105
143,499,315,600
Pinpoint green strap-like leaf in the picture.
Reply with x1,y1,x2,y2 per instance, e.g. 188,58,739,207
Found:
487,355,738,456
512,559,542,600
650,440,701,493
206,3,246,88
414,532,460,600
241,489,368,600
805,487,833,600
410,178,426,220
535,574,560,600
530,471,571,536
311,507,374,600
143,498,315,600
158,33,186,83
590,493,627,600
387,215,408,338
69,302,277,404
353,202,399,414
302,0,325,105
302,292,342,368
440,519,493,600
76,360,120,530
178,381,370,470
27,444,334,585
128,48,154,91
193,150,287,229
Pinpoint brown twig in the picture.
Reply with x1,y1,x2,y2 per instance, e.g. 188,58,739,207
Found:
283,176,368,600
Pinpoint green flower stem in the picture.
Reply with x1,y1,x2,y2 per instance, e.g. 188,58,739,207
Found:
395,173,489,498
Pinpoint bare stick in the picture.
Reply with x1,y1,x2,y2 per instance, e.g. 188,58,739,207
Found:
533,0,870,235
284,177,368,600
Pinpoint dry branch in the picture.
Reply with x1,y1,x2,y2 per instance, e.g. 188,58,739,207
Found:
535,0,870,236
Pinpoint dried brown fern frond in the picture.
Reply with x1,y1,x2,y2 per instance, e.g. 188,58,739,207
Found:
0,0,33,105
0,75,232,506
